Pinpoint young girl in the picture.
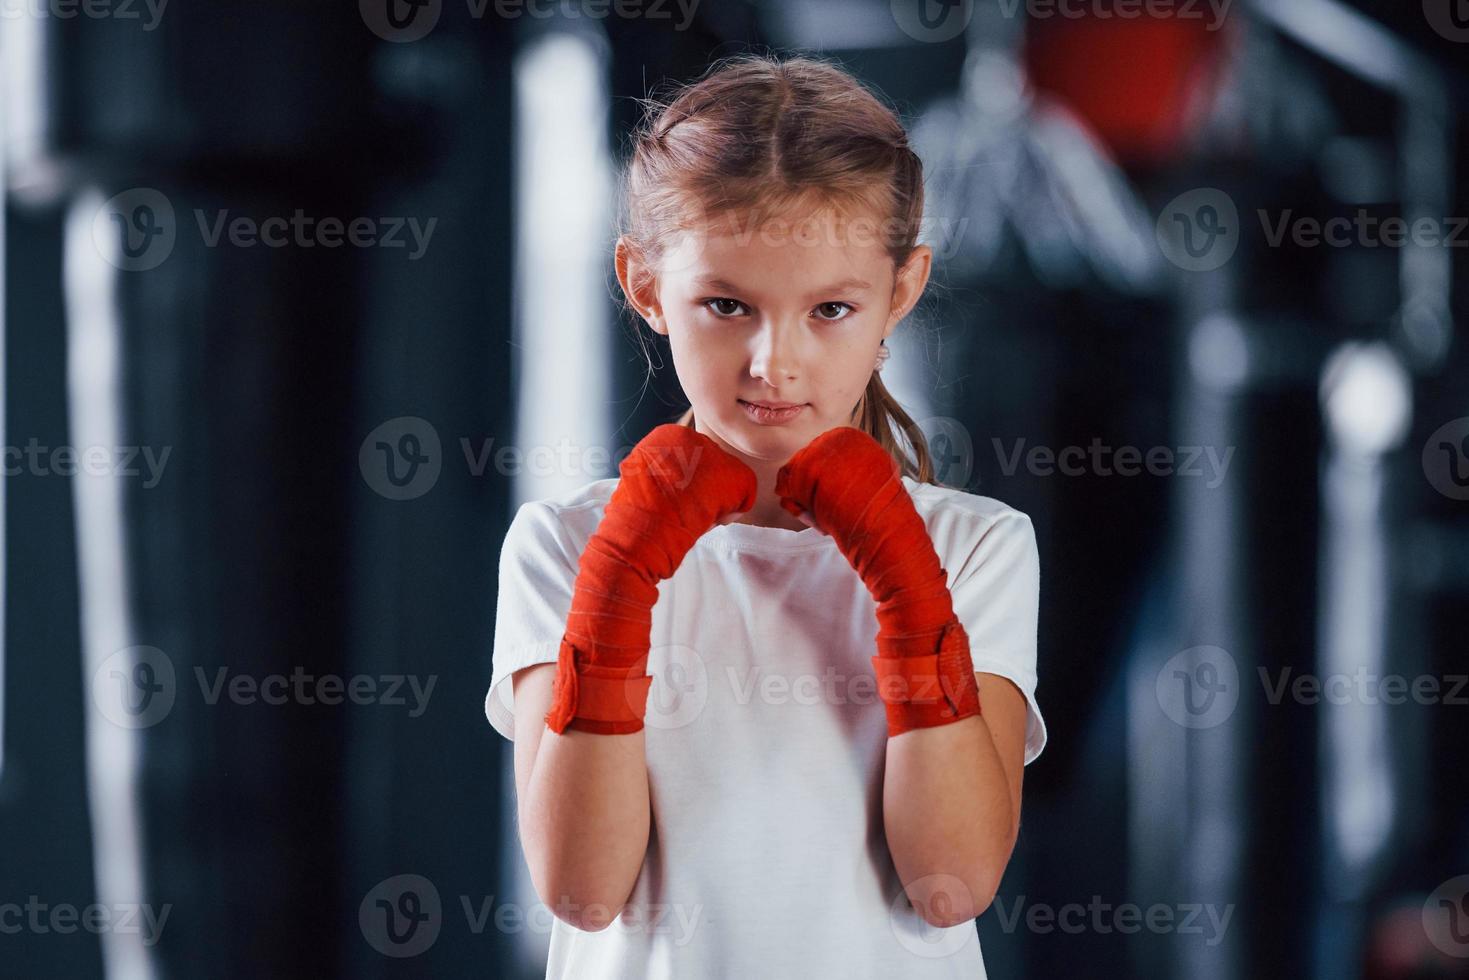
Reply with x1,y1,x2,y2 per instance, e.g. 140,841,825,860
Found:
485,54,1046,978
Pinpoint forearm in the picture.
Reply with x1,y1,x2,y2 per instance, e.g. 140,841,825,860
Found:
882,710,1016,927
523,728,651,931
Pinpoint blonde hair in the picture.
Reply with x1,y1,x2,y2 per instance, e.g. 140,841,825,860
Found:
617,52,940,485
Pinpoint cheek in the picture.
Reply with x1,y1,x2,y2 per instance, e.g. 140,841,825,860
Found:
665,319,729,391
835,343,876,389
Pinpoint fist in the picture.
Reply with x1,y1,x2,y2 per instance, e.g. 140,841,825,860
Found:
773,426,903,553
616,423,758,536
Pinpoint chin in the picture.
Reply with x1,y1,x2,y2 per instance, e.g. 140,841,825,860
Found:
721,409,806,443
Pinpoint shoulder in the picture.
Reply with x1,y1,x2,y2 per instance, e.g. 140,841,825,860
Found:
902,475,1033,532
520,477,618,522
901,477,1036,574
502,478,619,562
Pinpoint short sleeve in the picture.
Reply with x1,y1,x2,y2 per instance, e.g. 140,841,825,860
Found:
947,511,1046,766
484,500,579,742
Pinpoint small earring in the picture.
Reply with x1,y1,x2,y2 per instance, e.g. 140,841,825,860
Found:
874,338,890,373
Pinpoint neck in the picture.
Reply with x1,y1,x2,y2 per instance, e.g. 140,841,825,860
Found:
734,456,808,531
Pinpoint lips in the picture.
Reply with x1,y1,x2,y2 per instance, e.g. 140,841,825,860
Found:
739,399,807,425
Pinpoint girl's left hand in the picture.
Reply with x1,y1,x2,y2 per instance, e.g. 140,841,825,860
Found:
777,426,981,736
774,426,908,571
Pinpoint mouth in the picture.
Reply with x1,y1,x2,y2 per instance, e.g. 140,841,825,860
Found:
739,399,807,425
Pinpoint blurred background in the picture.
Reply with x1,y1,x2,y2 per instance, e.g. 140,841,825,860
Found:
3,0,1468,976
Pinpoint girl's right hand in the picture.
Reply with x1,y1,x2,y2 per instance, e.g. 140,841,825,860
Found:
611,424,757,567
545,423,755,735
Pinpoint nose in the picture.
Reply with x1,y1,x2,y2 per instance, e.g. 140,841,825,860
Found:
749,317,800,386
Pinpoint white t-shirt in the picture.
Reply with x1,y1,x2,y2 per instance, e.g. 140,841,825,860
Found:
486,474,1046,979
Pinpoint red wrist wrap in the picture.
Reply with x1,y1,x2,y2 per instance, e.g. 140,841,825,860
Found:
775,427,981,738
543,424,756,735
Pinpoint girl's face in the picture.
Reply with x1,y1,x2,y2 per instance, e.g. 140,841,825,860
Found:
619,204,932,466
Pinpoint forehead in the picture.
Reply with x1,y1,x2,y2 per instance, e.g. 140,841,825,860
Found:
666,203,896,292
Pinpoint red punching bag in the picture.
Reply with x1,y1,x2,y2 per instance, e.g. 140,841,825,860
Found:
1023,6,1234,165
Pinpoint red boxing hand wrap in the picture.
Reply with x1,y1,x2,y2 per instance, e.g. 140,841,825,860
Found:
775,426,981,737
544,424,757,736
869,618,982,735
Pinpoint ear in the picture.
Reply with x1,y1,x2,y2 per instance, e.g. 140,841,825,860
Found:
615,236,666,335
884,244,933,339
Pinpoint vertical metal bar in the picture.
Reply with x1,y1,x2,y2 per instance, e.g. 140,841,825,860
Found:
63,187,158,980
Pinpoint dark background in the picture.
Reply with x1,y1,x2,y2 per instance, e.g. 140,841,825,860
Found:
3,0,1467,976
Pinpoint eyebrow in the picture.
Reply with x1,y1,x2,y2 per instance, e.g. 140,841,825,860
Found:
693,275,873,297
